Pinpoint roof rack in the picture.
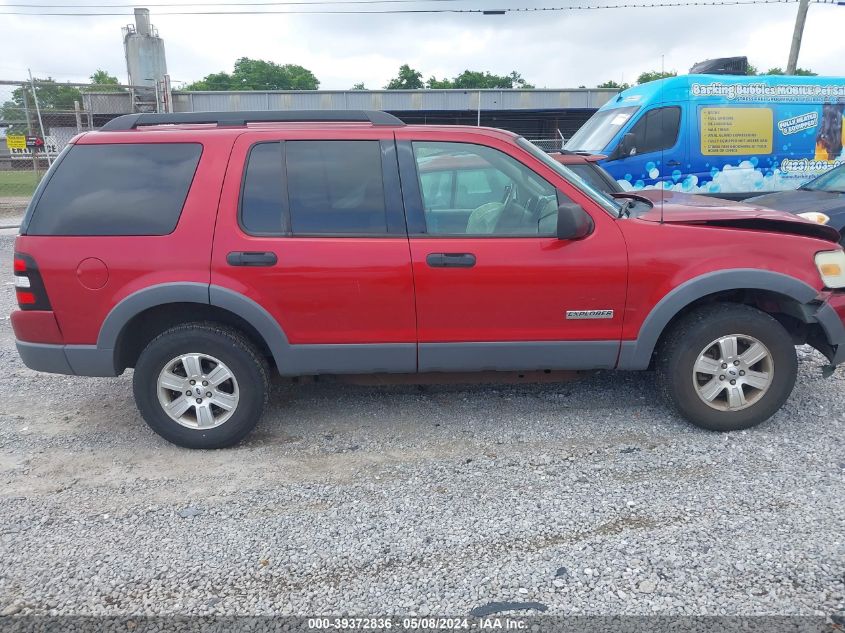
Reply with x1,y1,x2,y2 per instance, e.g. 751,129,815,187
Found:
100,110,405,131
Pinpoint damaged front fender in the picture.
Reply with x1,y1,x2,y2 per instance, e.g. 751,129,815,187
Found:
811,292,845,369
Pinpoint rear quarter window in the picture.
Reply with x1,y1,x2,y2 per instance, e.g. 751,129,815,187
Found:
26,143,202,236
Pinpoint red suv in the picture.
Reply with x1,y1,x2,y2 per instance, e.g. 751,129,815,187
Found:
11,111,845,448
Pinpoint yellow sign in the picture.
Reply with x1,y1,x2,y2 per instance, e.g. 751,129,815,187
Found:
700,107,773,156
5,135,26,150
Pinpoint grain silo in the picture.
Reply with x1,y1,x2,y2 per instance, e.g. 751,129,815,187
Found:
123,8,167,89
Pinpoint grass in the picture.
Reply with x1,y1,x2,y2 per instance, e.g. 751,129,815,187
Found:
0,170,41,198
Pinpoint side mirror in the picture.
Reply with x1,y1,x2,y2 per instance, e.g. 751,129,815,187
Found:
620,132,636,157
557,203,595,241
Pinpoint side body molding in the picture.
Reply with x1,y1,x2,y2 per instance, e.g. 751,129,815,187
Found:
617,269,820,370
82,271,833,378
88,283,414,377
209,286,416,375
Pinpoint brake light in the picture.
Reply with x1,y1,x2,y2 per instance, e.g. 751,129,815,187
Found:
16,291,36,305
12,252,51,311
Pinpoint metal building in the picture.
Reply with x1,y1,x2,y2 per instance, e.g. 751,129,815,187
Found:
171,88,619,145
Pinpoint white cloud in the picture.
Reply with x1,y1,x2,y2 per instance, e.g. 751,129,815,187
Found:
0,0,842,91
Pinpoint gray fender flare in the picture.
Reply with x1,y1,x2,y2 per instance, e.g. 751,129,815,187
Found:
209,285,290,371
97,282,291,374
616,269,819,370
94,282,210,374
98,282,210,351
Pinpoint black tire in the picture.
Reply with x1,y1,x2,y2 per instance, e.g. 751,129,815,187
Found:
656,303,797,432
133,322,270,448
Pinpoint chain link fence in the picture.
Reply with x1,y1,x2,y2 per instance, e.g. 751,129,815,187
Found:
0,80,147,217
1,80,571,222
525,137,566,152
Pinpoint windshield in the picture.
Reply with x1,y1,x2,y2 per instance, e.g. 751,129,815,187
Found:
517,137,622,216
565,106,639,154
802,164,845,193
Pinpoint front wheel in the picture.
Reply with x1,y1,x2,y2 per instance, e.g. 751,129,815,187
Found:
133,323,270,448
656,303,798,432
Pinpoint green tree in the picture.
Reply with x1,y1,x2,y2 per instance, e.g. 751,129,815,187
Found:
89,69,125,92
0,78,83,135
426,76,453,89
509,71,534,89
24,79,82,110
452,70,533,89
597,80,630,89
351,82,368,90
742,62,816,76
185,57,319,91
636,70,677,84
425,70,534,89
385,64,424,89
763,67,817,76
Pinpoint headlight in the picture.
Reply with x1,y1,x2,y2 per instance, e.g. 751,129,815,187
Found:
798,211,831,224
815,250,845,288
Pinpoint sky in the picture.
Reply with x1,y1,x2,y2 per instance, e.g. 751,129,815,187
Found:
0,0,843,92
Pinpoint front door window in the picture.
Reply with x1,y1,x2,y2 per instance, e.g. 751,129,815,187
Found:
413,141,560,236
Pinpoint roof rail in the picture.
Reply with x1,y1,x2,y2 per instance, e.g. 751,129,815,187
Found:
100,110,405,131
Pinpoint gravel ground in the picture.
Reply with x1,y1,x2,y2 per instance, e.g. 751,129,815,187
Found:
0,201,29,226
0,231,843,618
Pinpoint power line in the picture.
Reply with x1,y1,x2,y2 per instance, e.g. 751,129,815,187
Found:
0,0,819,14
2,0,473,6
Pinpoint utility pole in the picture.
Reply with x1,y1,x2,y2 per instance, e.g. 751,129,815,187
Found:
786,0,810,75
28,68,51,167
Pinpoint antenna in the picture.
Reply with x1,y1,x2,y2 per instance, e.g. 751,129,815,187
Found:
660,54,666,223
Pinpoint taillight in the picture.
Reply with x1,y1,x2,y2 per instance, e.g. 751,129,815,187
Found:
13,252,51,311
16,291,36,305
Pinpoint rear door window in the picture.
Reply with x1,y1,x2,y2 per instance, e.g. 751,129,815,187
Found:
287,141,387,235
26,143,202,236
240,142,287,234
240,140,389,236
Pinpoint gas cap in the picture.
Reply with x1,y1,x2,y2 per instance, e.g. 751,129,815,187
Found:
76,257,109,290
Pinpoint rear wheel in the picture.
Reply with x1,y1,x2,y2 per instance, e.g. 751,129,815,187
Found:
656,303,797,432
133,323,269,448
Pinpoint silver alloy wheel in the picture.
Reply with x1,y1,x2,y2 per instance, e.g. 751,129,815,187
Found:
692,334,774,411
156,353,240,429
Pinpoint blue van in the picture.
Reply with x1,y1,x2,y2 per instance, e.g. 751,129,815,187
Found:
564,74,845,199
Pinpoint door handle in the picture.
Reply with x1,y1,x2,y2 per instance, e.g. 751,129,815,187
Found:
666,159,681,167
226,251,278,267
426,253,476,268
